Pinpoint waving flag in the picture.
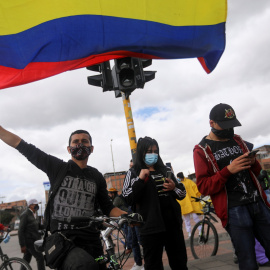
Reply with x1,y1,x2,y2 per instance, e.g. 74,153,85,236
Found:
0,0,227,90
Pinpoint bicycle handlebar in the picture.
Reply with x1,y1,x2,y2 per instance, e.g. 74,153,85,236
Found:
191,196,211,204
70,214,144,230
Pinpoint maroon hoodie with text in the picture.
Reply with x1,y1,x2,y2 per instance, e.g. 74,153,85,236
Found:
193,134,269,227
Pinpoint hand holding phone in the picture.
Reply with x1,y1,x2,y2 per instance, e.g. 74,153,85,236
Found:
247,150,259,157
166,171,172,179
164,171,176,191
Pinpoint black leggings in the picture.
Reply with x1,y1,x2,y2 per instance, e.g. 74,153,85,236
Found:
140,228,187,270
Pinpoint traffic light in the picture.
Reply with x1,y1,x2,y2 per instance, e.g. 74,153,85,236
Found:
87,61,113,91
111,57,156,98
87,58,156,98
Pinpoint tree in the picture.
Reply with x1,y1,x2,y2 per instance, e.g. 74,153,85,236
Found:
0,211,14,225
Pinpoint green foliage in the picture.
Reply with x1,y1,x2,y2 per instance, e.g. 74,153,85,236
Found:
0,211,14,225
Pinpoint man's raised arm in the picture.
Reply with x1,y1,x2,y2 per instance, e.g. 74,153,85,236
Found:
0,126,21,148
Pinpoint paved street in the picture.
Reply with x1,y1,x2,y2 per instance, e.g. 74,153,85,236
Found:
3,216,270,270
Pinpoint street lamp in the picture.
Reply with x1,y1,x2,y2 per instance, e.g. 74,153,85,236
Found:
110,139,116,178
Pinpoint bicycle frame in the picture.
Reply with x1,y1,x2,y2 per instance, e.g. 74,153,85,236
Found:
101,220,121,269
0,231,33,270
34,215,141,270
0,232,10,263
190,196,219,259
199,201,218,239
0,246,9,263
111,233,125,246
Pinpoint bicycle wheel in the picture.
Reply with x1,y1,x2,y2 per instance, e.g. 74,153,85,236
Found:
0,257,32,270
110,228,127,267
190,220,219,259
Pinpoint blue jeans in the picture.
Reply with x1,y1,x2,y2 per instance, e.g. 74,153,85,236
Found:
129,226,142,266
122,223,132,249
226,200,270,270
264,189,270,204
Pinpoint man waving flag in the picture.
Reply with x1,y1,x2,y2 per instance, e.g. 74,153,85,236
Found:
0,0,227,90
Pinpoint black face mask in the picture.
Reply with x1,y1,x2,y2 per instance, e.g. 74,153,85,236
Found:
34,205,39,211
70,143,91,160
211,127,234,139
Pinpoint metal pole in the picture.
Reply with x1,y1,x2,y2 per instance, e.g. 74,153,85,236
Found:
0,196,6,223
110,139,116,177
121,93,137,162
39,201,43,224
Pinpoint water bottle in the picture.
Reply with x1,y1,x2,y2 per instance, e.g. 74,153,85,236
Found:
3,234,10,244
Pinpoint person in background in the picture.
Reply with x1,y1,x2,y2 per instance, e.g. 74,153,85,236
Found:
176,172,202,238
0,224,7,231
122,136,187,270
19,199,45,270
258,170,270,203
193,103,270,270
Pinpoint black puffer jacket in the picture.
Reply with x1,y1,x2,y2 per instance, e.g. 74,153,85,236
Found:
18,208,41,247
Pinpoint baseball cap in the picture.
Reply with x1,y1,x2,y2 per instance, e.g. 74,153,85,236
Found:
28,199,39,206
209,103,241,129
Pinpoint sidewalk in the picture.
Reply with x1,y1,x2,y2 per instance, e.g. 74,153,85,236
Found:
124,216,270,270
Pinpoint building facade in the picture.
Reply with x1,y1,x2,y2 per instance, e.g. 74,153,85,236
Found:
0,200,27,226
254,145,270,170
104,171,127,193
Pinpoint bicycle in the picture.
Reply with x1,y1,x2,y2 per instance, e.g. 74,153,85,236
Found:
0,229,32,270
189,196,219,259
98,216,129,268
34,214,143,269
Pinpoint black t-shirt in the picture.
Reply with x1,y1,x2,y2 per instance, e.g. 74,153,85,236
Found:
51,169,97,232
205,138,259,208
16,140,114,246
150,170,176,224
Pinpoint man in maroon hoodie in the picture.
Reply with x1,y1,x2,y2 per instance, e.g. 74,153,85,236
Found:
193,103,270,270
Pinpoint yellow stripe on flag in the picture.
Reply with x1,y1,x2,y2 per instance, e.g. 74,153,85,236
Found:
0,0,227,35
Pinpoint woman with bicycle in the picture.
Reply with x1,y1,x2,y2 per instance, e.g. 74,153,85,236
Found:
122,136,188,270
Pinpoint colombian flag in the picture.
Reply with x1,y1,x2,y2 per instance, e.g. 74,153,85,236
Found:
0,0,227,90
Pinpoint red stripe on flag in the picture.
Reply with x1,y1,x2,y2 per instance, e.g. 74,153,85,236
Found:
198,57,211,74
0,51,161,90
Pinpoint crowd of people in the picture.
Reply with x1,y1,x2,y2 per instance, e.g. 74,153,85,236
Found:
0,102,270,270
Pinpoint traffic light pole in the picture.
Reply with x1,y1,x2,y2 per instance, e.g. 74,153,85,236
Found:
86,57,156,163
121,92,137,163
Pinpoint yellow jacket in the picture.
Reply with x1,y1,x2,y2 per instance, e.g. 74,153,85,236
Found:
177,178,203,215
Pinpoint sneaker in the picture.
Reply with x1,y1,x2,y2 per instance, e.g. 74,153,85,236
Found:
130,263,144,270
258,261,270,267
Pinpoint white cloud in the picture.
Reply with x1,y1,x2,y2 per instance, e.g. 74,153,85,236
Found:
1,0,270,206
